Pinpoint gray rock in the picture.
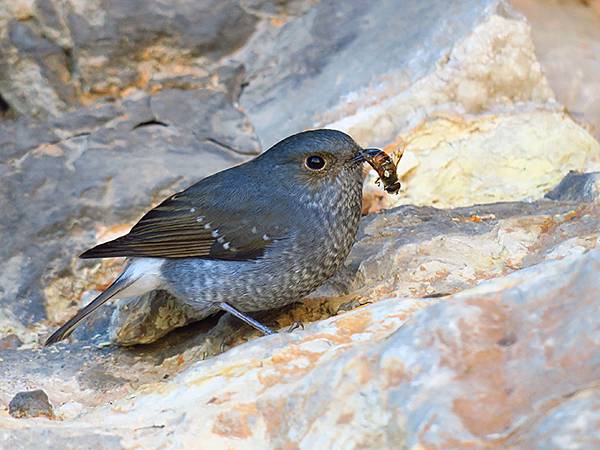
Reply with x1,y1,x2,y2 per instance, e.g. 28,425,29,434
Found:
545,170,600,202
241,0,319,17
0,429,123,450
0,334,23,350
0,0,260,118
8,389,53,418
0,87,259,335
239,0,498,147
67,0,257,87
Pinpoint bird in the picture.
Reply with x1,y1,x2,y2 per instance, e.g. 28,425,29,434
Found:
45,129,376,346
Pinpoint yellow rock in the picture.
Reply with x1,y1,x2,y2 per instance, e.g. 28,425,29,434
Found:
374,111,600,208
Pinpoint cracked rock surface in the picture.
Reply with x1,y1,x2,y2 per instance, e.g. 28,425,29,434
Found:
2,0,600,448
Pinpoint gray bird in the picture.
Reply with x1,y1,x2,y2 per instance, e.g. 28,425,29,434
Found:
45,129,376,345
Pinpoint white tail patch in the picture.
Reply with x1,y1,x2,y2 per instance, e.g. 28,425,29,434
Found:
118,258,164,297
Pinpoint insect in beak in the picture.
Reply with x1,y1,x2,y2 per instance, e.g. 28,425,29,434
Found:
353,148,402,194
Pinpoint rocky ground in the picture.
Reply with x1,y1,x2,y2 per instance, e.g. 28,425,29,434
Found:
1,0,600,448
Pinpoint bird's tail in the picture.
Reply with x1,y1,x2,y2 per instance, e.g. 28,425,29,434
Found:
45,273,136,346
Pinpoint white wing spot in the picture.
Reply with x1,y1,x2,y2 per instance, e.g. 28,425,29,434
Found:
262,234,270,241
196,216,204,222
204,223,211,229
251,226,257,234
211,229,219,237
223,242,230,250
190,207,197,213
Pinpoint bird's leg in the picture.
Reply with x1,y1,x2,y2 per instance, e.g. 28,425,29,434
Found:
217,302,275,336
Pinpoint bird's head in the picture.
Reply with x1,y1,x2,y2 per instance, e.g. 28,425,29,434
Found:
253,129,368,198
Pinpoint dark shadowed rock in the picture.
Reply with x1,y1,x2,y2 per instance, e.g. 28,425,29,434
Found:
545,170,600,202
9,389,53,418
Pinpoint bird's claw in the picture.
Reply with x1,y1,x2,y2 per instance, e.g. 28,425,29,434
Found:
219,338,230,353
287,321,304,333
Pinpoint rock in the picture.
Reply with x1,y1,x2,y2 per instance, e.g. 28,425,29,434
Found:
8,389,53,418
326,198,600,302
239,0,553,148
511,0,600,140
0,334,23,350
238,0,600,212
0,0,260,118
2,173,598,404
109,290,204,346
240,0,318,18
239,0,600,213
0,429,123,450
2,0,600,447
545,171,600,202
368,111,600,210
0,87,259,341
2,246,599,447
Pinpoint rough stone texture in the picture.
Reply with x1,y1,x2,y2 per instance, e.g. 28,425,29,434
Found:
511,0,600,140
545,170,600,202
2,243,600,447
239,0,553,148
0,86,259,342
2,0,600,448
0,0,260,118
109,290,202,345
370,111,600,210
241,0,318,17
0,334,23,350
8,389,53,418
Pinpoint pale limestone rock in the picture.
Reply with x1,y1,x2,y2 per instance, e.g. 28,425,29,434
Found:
326,11,555,147
511,0,600,140
325,197,600,303
364,111,600,210
3,247,599,448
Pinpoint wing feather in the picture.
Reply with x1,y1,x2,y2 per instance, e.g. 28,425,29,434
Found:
80,169,287,261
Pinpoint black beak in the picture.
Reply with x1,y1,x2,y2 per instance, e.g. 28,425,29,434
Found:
352,148,381,164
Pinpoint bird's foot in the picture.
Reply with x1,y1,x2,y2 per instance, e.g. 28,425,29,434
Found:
219,338,231,354
287,321,304,333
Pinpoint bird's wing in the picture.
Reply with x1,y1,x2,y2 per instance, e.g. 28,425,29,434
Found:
80,171,289,261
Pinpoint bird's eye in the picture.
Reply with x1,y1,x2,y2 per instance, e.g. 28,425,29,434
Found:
305,155,326,171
